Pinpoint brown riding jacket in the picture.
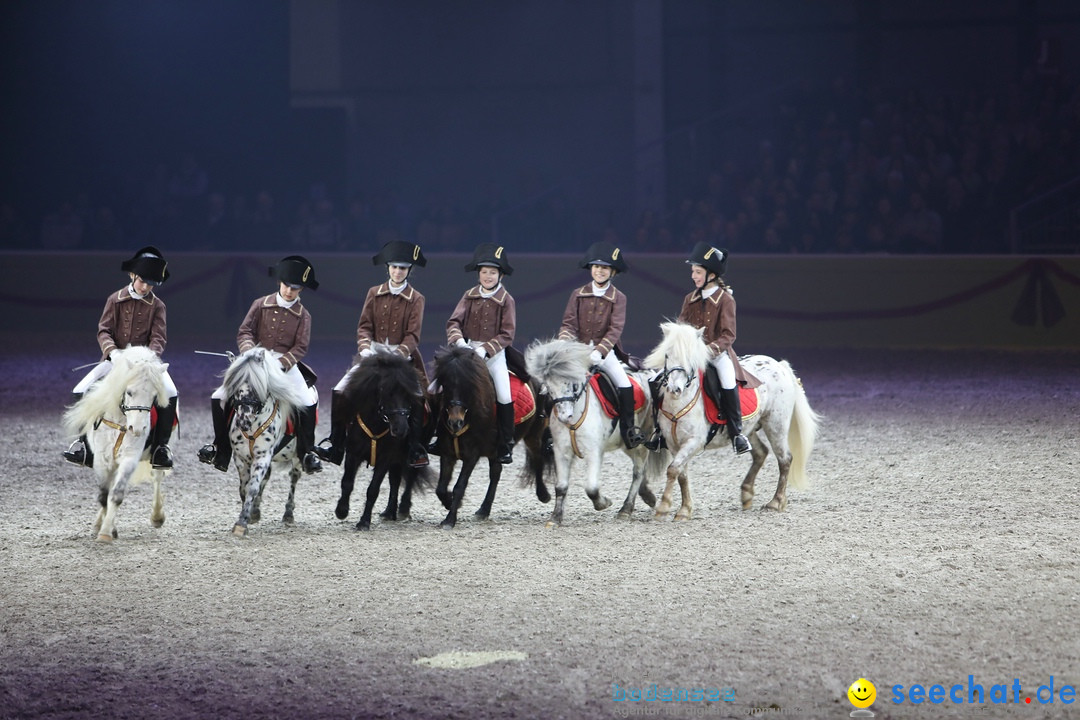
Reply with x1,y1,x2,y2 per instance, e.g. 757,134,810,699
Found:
446,285,516,358
356,281,428,384
678,287,759,388
97,286,167,361
237,294,311,372
557,282,627,359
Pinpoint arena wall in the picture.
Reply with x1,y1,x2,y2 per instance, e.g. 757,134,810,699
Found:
4,252,1078,353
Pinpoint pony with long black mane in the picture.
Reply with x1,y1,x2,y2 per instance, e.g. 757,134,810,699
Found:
429,344,549,529
221,346,311,537
525,338,665,527
333,344,432,530
63,346,171,542
644,321,821,519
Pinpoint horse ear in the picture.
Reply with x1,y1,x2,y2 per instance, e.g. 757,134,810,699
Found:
160,362,169,373
696,327,705,340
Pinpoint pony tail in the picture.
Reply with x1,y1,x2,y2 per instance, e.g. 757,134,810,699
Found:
785,363,821,489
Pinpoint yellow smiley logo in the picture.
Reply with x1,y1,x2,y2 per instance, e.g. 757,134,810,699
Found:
848,678,876,709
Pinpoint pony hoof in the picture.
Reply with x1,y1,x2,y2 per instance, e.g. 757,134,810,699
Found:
249,510,261,524
354,521,371,532
379,511,397,521
439,521,456,530
592,496,612,511
96,534,114,543
282,514,295,526
674,512,692,522
762,500,786,512
536,487,551,504
334,502,349,520
151,517,165,528
544,520,561,529
615,511,631,521
472,512,490,521
231,524,247,537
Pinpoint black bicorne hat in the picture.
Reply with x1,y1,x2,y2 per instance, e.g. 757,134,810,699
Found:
120,246,169,285
270,255,319,290
686,241,728,277
372,240,426,267
464,243,513,275
579,241,628,273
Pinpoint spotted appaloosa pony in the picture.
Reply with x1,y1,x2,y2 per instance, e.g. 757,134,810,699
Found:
333,345,432,531
644,321,821,520
63,346,171,542
525,338,665,527
429,344,548,529
222,347,311,537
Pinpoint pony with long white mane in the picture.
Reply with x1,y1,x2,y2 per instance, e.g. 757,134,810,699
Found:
643,321,820,519
525,338,664,527
62,346,171,542
221,347,312,537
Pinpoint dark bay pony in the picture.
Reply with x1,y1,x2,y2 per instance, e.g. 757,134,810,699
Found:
429,345,549,529
334,345,432,531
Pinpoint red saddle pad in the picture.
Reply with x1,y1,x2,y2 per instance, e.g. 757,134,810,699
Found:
587,375,646,419
700,374,759,425
509,373,536,425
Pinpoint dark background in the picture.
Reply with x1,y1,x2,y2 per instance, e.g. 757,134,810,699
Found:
2,0,1079,255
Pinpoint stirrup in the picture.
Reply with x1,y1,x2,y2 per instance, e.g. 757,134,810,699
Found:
408,447,430,469
63,441,88,467
314,439,343,466
732,434,750,455
426,438,441,455
643,429,666,452
623,426,645,449
197,443,217,465
302,452,323,474
496,444,514,465
151,445,173,469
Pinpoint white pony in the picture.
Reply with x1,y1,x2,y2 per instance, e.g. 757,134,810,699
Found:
221,347,311,537
525,338,666,527
63,346,170,542
643,321,820,520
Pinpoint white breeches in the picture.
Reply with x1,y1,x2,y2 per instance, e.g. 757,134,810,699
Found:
596,351,631,389
710,352,737,390
212,361,317,405
333,364,359,392
484,349,512,404
74,360,177,398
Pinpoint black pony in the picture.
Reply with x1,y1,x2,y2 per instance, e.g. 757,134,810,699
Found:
429,345,550,529
334,346,432,531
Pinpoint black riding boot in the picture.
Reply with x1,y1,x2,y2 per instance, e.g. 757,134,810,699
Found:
295,403,323,474
314,390,347,466
495,401,516,464
198,398,231,472
150,396,177,468
407,409,429,468
617,386,644,449
643,377,666,452
720,387,750,455
63,393,94,468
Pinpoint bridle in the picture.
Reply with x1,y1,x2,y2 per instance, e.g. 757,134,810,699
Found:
655,358,700,448
233,390,281,458
96,399,154,460
550,380,591,459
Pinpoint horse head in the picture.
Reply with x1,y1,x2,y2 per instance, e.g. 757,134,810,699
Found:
348,346,421,439
525,339,592,425
434,344,493,433
644,322,708,397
